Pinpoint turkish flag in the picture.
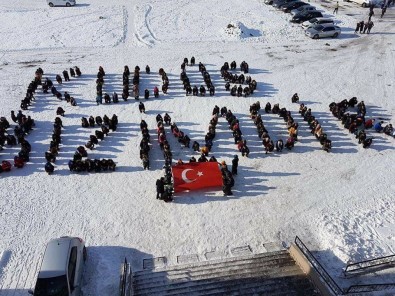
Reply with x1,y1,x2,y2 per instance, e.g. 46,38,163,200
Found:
172,162,223,193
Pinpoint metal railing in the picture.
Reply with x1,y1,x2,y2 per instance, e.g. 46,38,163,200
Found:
344,254,395,276
345,283,395,293
294,236,343,295
119,258,133,296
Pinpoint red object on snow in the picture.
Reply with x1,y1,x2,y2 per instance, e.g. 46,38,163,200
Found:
14,157,25,168
172,162,223,193
2,160,12,172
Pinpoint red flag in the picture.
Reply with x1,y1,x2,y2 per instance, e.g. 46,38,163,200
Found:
172,162,223,193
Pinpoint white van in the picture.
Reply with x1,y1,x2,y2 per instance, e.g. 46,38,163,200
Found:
47,0,76,7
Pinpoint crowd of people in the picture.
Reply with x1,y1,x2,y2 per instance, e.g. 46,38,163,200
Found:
353,4,386,35
179,58,216,96
68,114,117,172
159,67,169,94
180,57,216,97
0,110,34,172
44,117,63,174
96,66,107,104
96,64,168,105
252,101,297,152
139,119,151,170
220,61,257,97
154,116,175,202
299,104,332,152
154,104,245,198
170,121,192,150
2,65,83,174
20,68,42,110
329,98,375,148
155,165,174,202
48,67,80,106
0,66,41,173
1,62,394,188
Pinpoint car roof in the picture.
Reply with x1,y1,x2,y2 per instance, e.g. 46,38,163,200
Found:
300,10,320,14
38,237,73,278
314,17,334,22
283,1,304,6
320,23,337,26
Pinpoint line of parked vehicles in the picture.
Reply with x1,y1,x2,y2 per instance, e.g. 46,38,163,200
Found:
264,0,341,39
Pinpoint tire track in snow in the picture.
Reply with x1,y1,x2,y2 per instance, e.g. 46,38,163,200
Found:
133,4,159,47
115,6,128,46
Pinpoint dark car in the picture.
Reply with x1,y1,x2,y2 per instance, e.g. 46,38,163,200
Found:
291,10,323,23
281,1,308,12
272,0,298,8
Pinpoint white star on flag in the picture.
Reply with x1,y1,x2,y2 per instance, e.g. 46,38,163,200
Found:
197,171,204,177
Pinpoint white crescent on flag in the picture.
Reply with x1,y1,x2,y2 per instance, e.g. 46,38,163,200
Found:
181,169,196,183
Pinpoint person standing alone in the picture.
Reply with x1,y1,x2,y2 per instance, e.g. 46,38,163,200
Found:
381,5,387,18
333,1,339,14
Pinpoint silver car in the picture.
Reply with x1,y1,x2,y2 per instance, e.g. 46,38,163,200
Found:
47,0,76,7
29,237,87,296
290,5,316,15
302,17,334,29
305,24,341,39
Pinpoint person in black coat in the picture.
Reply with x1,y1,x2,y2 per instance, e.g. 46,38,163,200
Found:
139,102,145,113
45,161,55,174
70,67,76,77
232,155,239,175
156,177,165,199
63,70,70,82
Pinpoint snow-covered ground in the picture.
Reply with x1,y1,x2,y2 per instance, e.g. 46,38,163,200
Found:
0,0,394,295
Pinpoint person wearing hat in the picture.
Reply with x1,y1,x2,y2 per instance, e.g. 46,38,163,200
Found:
232,155,239,175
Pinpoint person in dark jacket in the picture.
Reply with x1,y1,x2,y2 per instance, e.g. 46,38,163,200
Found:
359,21,364,33
156,177,165,199
355,22,361,33
63,70,70,82
232,155,239,175
139,102,145,113
70,67,75,77
367,20,374,34
45,161,55,174
368,9,374,21
142,155,149,170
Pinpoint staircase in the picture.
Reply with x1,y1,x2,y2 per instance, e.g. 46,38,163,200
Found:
132,250,321,296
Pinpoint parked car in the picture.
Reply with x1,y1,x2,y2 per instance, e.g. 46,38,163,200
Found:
272,0,298,8
305,24,341,39
302,17,334,29
47,0,76,7
282,1,309,13
291,11,323,23
28,237,87,296
345,0,383,7
291,5,317,15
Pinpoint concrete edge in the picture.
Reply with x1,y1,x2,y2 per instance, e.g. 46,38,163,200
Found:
288,243,336,296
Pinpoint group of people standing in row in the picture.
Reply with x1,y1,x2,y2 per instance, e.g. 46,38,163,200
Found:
354,3,391,35
354,19,374,34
